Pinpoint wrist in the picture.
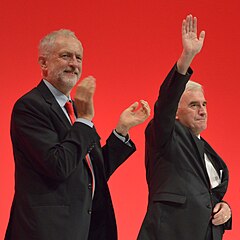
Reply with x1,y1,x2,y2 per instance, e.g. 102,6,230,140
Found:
115,128,128,137
114,129,130,143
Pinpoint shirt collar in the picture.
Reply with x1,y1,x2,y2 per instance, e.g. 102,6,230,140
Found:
43,79,72,107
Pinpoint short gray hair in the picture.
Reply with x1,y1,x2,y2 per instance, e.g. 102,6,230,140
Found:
178,80,204,107
38,29,78,57
185,80,204,93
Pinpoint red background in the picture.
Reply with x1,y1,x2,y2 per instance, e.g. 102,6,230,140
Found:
1,1,239,239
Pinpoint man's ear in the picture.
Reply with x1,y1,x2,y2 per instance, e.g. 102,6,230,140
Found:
38,56,47,70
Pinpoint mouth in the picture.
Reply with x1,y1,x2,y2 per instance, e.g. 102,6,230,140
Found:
64,70,79,76
196,119,206,122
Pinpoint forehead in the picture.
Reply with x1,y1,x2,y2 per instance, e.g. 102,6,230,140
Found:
181,89,206,103
52,35,83,54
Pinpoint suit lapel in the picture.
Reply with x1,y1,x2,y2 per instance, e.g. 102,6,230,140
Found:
36,80,71,128
201,138,228,186
189,131,211,188
201,138,225,170
191,134,229,193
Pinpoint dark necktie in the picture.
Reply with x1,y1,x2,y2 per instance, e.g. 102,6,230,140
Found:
64,101,95,198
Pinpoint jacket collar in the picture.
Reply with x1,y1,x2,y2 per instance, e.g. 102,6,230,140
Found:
36,80,72,128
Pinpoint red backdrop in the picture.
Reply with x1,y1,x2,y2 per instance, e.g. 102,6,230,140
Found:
1,1,239,239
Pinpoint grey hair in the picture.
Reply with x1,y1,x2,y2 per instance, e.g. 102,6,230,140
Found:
178,80,204,108
185,80,204,93
38,29,78,57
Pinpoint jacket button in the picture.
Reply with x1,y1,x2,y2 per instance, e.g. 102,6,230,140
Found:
88,210,92,214
88,183,92,189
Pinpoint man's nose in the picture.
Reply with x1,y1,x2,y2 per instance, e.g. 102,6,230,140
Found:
199,106,207,115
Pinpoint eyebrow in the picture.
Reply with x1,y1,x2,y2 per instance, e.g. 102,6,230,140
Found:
59,50,82,55
189,101,207,105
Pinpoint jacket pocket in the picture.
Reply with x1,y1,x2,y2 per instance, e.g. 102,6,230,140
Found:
151,192,186,205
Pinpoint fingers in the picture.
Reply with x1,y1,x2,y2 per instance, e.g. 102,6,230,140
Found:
199,30,206,43
75,76,96,100
78,76,96,94
140,99,149,108
128,102,139,112
183,14,198,34
185,14,192,33
213,202,221,213
182,15,192,38
181,13,205,58
140,100,151,116
182,19,187,36
212,212,230,226
189,15,193,32
128,100,150,116
186,15,190,33
74,76,96,121
193,16,197,34
212,202,231,226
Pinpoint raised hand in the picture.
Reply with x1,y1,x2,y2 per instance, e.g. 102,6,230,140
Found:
177,14,205,74
182,14,205,56
74,76,96,121
116,100,150,136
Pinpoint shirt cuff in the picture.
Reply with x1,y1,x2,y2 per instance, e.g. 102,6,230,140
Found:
75,118,94,128
113,129,131,145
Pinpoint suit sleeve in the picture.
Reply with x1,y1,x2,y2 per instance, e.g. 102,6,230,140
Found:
102,133,136,180
146,63,192,152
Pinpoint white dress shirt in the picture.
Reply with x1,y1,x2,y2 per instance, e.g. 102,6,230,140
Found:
197,135,221,189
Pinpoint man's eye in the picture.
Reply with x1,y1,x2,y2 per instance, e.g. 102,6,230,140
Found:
76,56,82,62
61,54,69,59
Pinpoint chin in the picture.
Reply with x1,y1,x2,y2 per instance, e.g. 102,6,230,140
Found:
199,126,207,133
64,76,78,87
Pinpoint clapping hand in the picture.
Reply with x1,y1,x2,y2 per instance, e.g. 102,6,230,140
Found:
115,100,150,136
74,76,96,121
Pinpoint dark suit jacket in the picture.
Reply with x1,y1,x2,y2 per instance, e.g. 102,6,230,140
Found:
5,80,136,240
138,65,231,240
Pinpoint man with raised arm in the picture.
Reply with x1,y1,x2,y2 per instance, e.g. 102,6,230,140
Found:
138,15,231,240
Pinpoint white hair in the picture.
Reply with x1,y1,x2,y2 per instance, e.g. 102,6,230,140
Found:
38,29,79,57
185,80,204,93
177,80,204,108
